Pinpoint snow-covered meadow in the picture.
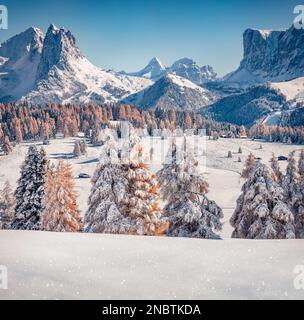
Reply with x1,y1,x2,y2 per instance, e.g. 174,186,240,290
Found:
0,135,302,236
0,136,304,299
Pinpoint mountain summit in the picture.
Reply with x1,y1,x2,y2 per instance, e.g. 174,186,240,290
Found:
2,24,152,104
169,58,217,85
128,57,167,81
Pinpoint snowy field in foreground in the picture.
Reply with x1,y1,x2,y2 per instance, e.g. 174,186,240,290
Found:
0,231,303,300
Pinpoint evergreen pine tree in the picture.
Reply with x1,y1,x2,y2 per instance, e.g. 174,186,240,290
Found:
42,161,82,232
296,150,304,238
1,136,13,155
121,144,169,235
84,138,127,233
73,141,81,158
80,140,88,155
230,162,295,239
241,153,256,179
84,138,168,235
157,142,223,239
270,153,283,184
0,181,15,229
11,146,48,230
298,150,304,178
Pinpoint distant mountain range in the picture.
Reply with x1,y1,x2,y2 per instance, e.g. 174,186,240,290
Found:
125,57,217,85
1,24,304,127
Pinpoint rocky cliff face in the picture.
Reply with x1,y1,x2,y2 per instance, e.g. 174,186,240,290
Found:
226,26,304,83
36,24,83,82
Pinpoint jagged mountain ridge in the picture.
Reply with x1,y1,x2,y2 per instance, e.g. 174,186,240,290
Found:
126,57,217,85
0,24,153,104
21,24,153,104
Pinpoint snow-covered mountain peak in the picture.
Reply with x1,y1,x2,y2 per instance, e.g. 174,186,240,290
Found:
149,57,165,69
36,24,83,82
169,58,217,85
0,27,44,63
16,24,153,105
172,57,195,66
127,57,167,81
0,27,44,102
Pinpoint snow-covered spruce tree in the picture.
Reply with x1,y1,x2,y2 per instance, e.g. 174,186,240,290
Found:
282,152,302,222
84,138,168,235
270,153,283,184
296,150,304,238
298,150,304,178
0,181,15,229
241,153,256,179
157,142,223,239
120,144,169,236
80,140,87,155
42,161,82,232
11,146,48,230
73,141,81,158
1,136,13,155
230,162,295,239
84,137,127,233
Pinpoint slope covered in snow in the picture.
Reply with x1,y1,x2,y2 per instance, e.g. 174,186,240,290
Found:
21,25,153,104
0,27,44,102
271,77,304,105
0,230,303,300
124,73,217,111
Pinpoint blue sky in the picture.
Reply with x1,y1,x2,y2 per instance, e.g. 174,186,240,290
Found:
0,0,300,76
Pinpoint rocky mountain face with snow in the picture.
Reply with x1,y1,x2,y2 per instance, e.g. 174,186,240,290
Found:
21,25,153,105
168,58,217,85
0,25,153,105
1,23,304,123
205,25,304,127
127,57,217,85
225,26,304,84
0,27,44,102
124,73,217,112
